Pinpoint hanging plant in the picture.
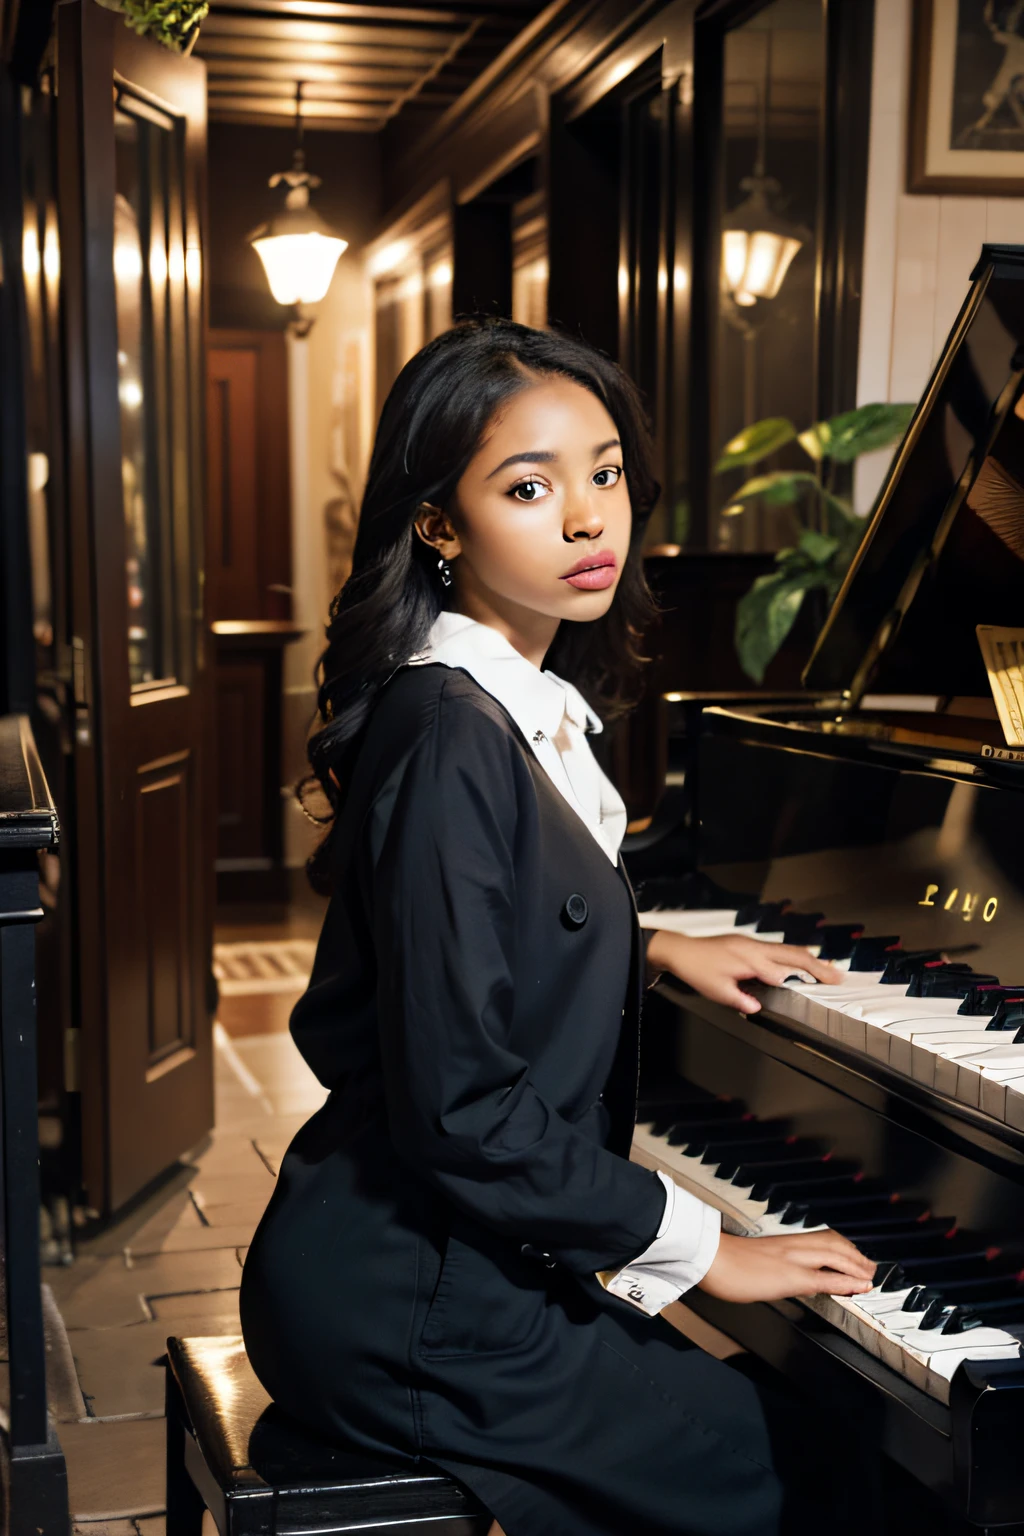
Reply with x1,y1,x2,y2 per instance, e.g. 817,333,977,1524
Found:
95,0,209,54
715,402,916,683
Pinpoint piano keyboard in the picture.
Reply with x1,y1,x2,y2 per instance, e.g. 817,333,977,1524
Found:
630,1085,1023,1406
638,899,1024,1131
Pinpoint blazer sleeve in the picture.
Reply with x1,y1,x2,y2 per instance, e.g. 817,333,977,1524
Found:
369,685,666,1276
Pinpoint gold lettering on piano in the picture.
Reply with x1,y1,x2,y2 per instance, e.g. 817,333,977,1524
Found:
918,882,999,923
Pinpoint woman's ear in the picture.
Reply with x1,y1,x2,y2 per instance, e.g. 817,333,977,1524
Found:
413,502,462,559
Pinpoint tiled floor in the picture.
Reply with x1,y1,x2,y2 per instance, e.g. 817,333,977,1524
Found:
45,932,329,1533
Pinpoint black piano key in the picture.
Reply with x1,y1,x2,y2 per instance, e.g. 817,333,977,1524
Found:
895,1272,1024,1303
735,900,791,927
880,1252,1023,1286
678,1116,794,1150
909,967,998,999
854,1228,975,1260
652,1102,750,1137
879,950,944,983
697,1138,822,1169
779,913,825,945
830,1200,932,1232
848,935,902,971
754,904,793,933
901,1285,940,1311
783,1193,918,1228
987,999,1024,1031
761,1176,890,1215
941,1298,1024,1331
958,985,1024,1017
742,1158,862,1199
814,924,866,961
916,1299,955,1330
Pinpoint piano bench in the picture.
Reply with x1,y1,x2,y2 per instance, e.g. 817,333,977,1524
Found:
164,1337,491,1536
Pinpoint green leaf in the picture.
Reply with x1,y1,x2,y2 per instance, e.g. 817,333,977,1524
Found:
796,529,840,565
798,402,915,464
735,565,832,683
723,470,822,510
714,418,797,472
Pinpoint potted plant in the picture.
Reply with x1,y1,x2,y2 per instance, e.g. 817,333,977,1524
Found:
714,402,915,682
95,0,208,53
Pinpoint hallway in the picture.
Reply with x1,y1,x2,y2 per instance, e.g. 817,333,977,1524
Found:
44,910,328,1530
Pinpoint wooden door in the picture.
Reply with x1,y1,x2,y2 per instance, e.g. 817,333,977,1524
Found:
57,1,213,1213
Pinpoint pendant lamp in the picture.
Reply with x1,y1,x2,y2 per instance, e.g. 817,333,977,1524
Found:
721,31,808,311
248,83,348,332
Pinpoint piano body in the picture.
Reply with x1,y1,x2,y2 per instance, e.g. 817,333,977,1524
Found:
633,244,1024,1530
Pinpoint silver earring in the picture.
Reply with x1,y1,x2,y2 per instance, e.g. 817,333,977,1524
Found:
438,556,453,588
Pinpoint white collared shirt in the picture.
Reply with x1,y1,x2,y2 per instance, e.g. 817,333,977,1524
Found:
412,610,628,863
411,611,721,1314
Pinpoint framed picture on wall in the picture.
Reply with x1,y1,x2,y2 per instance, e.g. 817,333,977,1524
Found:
910,0,1024,194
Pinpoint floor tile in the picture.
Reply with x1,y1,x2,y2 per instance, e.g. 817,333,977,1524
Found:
128,1247,245,1295
147,1289,240,1327
61,1417,166,1520
191,1201,265,1232
126,1224,257,1259
187,1171,273,1207
218,992,302,1038
70,1322,171,1419
53,1259,153,1331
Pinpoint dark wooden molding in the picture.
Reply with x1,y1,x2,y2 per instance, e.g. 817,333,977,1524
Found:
206,328,292,623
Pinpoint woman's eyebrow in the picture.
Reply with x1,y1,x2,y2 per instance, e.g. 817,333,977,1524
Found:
485,449,557,479
485,439,621,479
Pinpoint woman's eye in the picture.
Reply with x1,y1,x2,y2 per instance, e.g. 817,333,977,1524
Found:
592,466,623,488
511,479,549,502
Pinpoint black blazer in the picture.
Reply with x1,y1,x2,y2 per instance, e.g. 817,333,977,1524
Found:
240,663,666,1444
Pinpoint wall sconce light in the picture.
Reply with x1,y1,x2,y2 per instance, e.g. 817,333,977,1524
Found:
248,83,348,336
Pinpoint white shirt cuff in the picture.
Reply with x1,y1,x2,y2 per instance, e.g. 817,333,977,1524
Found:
597,1171,721,1316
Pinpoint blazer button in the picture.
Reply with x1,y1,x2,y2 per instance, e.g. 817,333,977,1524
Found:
561,893,588,930
521,1243,557,1269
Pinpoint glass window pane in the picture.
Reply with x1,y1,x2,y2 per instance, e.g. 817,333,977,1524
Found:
714,0,824,551
114,98,188,689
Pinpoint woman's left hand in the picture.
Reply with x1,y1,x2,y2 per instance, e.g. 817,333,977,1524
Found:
644,929,842,1013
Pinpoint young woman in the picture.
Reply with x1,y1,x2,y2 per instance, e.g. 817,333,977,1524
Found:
239,319,877,1536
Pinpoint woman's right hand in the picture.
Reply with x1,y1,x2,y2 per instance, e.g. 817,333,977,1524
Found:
698,1229,876,1304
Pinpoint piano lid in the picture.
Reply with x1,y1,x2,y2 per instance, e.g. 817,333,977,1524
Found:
804,244,1024,703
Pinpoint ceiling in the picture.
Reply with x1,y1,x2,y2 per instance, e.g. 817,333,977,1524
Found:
194,0,549,133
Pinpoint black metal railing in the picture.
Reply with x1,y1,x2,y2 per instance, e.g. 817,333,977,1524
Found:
0,715,68,1535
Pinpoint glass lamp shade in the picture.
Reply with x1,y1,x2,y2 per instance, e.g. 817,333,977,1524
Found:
721,176,806,308
248,196,347,307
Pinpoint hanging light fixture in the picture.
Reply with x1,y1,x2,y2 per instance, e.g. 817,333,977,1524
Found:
248,83,348,330
721,31,809,310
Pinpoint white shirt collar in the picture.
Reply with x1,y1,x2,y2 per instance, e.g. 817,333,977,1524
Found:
413,610,604,746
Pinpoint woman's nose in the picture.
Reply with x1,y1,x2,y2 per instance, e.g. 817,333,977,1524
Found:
563,493,603,542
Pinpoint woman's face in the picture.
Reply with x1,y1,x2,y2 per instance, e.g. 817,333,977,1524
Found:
421,375,633,634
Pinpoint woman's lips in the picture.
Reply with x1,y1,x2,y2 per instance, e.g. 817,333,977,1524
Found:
560,551,617,591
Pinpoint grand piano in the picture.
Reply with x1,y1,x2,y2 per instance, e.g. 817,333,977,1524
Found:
631,244,1024,1531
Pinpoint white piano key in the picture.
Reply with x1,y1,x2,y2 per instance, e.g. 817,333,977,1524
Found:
899,1324,1020,1355
856,998,976,1025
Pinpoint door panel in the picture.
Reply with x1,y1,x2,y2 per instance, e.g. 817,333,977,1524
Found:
57,2,213,1212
